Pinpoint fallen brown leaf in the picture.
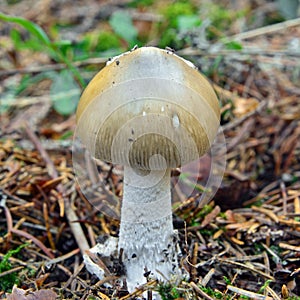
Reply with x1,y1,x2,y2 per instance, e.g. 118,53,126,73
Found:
7,286,57,300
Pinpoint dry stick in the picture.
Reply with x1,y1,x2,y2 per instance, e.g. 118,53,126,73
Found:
227,285,273,300
191,242,198,281
118,280,157,300
226,116,255,151
64,263,85,289
19,139,73,151
0,266,24,278
265,286,281,300
218,258,275,281
43,202,56,250
57,264,73,277
189,282,215,300
24,123,90,254
177,45,300,58
0,56,107,77
294,196,300,215
176,18,300,65
84,250,112,276
92,275,120,287
279,242,300,252
263,251,271,277
201,268,215,287
222,100,267,133
93,291,110,300
180,18,300,58
261,243,281,265
229,17,300,41
280,181,288,215
3,204,55,259
24,125,57,179
45,248,81,269
251,205,279,223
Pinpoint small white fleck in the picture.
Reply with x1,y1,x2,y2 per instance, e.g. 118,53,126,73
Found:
172,114,180,128
161,106,165,112
131,45,138,51
142,111,146,116
106,50,131,66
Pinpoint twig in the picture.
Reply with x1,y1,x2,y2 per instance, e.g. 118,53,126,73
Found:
0,266,24,278
222,100,267,133
217,258,275,280
265,286,281,300
24,123,90,254
200,205,221,227
92,275,119,287
201,268,215,287
263,251,271,276
177,48,300,59
227,285,273,300
295,196,300,214
118,280,157,300
19,139,73,151
261,243,282,265
251,205,279,223
224,254,264,261
45,248,81,269
278,216,300,226
24,124,57,178
226,118,255,151
279,242,300,252
191,242,198,280
63,262,85,289
0,56,107,77
280,181,288,215
84,249,112,277
189,282,215,300
57,264,73,277
229,17,300,41
3,204,54,259
43,202,56,250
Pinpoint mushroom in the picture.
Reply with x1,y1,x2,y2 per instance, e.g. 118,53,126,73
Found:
75,47,220,292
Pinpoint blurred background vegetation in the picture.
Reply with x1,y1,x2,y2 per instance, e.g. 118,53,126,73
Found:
0,0,299,117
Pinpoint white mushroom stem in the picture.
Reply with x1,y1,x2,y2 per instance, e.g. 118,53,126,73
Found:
118,166,180,292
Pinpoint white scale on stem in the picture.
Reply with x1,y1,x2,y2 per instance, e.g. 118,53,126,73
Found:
119,166,180,291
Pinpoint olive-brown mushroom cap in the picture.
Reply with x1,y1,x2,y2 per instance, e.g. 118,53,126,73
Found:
76,47,220,170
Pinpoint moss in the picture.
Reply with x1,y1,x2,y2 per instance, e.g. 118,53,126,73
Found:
0,244,27,292
157,282,183,300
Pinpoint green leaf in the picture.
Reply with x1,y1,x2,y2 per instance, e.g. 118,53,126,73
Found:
109,11,138,45
224,40,243,50
177,15,201,31
10,28,23,49
258,279,273,294
1,12,85,88
0,12,51,46
59,130,73,140
50,70,81,116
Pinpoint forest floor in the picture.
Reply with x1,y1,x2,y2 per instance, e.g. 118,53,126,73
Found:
0,0,300,299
